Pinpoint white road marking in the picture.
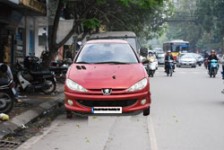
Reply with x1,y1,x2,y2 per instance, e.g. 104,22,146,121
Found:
147,116,158,150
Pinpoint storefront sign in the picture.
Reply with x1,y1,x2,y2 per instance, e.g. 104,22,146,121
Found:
20,0,46,14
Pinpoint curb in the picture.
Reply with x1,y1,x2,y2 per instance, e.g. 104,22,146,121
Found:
0,95,64,140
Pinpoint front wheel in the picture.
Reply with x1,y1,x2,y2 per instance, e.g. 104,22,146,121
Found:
66,110,73,119
166,70,169,76
0,92,14,113
213,68,217,78
169,68,173,77
143,107,150,116
41,79,56,94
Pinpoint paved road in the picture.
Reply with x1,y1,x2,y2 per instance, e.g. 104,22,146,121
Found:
17,66,224,150
150,66,224,150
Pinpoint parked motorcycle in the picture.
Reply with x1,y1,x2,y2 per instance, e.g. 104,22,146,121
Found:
165,60,174,77
0,64,17,113
49,59,71,83
14,56,56,94
208,59,219,78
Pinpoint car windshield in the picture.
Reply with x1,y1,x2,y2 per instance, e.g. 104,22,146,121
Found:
157,53,165,57
181,54,194,59
76,43,139,64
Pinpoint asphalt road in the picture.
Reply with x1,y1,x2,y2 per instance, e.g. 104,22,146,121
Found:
150,66,224,150
16,66,224,150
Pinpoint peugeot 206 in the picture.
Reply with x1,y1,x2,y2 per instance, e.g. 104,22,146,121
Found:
64,39,151,118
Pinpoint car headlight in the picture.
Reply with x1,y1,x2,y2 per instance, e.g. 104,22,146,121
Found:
127,78,148,92
66,79,87,92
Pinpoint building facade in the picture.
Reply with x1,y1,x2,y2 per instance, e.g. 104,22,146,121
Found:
0,0,46,65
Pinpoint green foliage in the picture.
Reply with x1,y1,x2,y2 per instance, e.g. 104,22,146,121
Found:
83,18,100,29
117,0,163,8
164,0,202,50
195,0,224,52
96,0,106,5
117,0,130,7
50,0,173,50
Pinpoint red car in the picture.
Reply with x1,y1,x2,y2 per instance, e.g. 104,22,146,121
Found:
64,39,151,117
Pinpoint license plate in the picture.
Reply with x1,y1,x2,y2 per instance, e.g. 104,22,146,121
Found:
91,107,122,114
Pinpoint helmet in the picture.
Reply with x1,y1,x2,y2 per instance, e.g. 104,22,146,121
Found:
140,47,148,57
167,50,171,53
211,50,216,53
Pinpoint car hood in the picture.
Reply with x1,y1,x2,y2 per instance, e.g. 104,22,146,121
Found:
67,64,147,89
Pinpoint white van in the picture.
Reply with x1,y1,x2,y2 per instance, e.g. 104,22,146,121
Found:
87,31,140,53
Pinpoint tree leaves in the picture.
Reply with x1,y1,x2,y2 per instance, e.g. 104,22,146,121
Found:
47,0,172,64
83,18,100,30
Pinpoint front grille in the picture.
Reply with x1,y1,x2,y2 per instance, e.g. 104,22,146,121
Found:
77,99,137,107
87,89,127,95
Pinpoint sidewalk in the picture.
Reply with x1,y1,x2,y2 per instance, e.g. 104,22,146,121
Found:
0,83,64,140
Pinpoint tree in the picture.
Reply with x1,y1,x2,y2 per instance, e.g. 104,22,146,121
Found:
164,0,202,51
195,0,224,52
43,0,172,66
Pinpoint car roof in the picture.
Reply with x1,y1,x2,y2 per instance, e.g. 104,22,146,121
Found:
86,39,129,44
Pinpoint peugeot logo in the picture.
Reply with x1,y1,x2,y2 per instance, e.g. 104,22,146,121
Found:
102,89,112,95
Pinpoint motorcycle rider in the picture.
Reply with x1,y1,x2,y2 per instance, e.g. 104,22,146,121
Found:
148,51,155,59
207,50,219,71
139,47,149,62
164,50,175,72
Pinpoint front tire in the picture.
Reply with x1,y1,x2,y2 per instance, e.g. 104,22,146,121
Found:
66,110,73,119
42,79,56,94
143,107,150,116
0,92,14,113
169,68,173,77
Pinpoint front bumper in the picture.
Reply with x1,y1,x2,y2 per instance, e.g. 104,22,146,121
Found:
64,90,151,114
179,62,196,66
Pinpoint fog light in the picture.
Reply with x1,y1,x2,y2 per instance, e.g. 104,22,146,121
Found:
67,99,73,106
141,99,146,105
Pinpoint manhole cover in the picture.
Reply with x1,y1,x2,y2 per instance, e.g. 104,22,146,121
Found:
0,140,20,150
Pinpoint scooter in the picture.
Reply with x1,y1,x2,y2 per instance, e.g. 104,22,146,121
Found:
165,60,174,77
49,59,71,83
147,56,157,77
14,57,57,94
0,64,17,113
208,59,219,78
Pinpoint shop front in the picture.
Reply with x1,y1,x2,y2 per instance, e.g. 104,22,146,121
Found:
0,0,46,66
